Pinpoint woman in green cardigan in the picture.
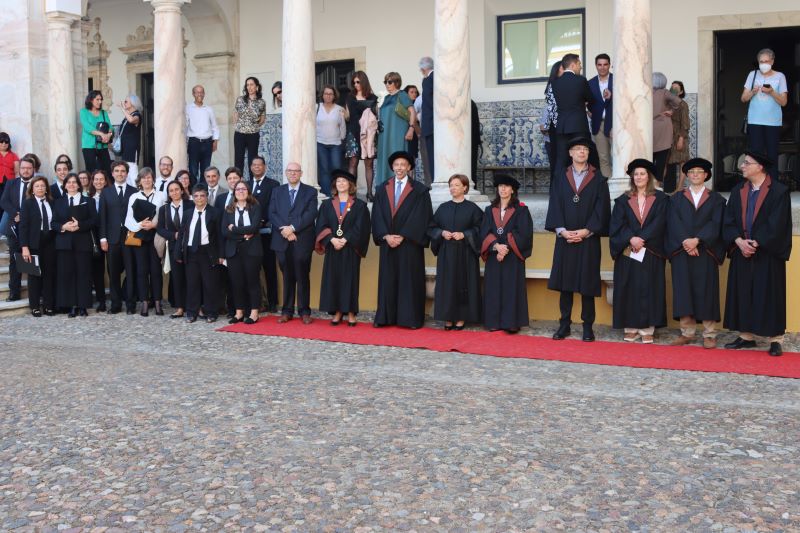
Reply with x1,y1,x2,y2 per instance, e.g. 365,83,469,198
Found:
80,90,112,174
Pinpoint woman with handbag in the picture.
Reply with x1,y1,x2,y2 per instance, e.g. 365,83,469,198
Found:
18,176,56,316
375,72,417,190
157,180,193,319
125,167,166,316
116,94,143,184
80,90,112,174
53,173,97,317
88,169,109,312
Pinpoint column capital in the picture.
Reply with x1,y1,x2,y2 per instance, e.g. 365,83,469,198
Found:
145,0,191,13
45,11,81,27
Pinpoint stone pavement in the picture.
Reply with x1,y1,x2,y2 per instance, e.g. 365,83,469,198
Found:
1,313,799,532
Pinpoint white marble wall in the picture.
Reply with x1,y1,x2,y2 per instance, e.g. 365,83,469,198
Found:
47,12,80,168
193,53,236,173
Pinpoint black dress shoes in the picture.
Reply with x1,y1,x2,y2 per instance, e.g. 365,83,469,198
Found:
31,308,42,317
768,342,783,357
5,294,20,302
108,307,121,314
96,304,107,313
186,314,197,323
44,309,55,316
78,308,88,317
154,302,164,316
140,302,149,317
68,307,77,318
552,324,571,340
582,328,596,342
723,337,757,350
126,306,136,315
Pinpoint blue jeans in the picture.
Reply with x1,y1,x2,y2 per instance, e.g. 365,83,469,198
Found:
317,142,343,196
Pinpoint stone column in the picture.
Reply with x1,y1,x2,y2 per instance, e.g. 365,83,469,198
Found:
610,0,652,198
193,52,236,172
46,10,81,168
146,0,190,171
431,0,485,205
281,0,317,187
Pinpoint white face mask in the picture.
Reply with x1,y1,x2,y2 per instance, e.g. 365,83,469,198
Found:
759,62,772,74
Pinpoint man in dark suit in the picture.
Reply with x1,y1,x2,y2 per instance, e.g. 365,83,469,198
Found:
587,53,613,177
419,56,435,184
552,53,596,171
268,161,318,324
249,156,280,312
179,184,222,323
0,155,36,301
99,161,138,313
50,160,70,200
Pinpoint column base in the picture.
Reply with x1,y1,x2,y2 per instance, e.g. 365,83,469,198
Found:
608,176,630,201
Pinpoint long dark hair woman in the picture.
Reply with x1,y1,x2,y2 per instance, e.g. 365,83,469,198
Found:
80,90,112,174
88,169,109,311
18,176,56,316
479,175,533,333
157,179,192,318
222,181,263,324
345,71,378,200
52,173,97,317
234,76,266,173
429,174,483,330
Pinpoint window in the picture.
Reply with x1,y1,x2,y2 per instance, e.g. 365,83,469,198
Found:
497,9,584,84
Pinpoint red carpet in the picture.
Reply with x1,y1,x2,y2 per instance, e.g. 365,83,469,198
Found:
219,316,800,379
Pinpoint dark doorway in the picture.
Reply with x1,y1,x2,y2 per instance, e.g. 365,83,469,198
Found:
315,59,355,105
715,27,799,191
138,72,156,170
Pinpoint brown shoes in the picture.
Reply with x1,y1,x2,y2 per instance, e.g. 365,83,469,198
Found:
278,314,291,323
703,337,716,349
671,335,695,346
302,316,313,325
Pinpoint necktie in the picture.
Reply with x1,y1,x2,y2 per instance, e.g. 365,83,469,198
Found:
118,186,124,202
69,196,74,207
40,200,48,231
395,180,402,205
237,208,245,227
209,188,215,204
21,181,28,205
173,205,181,230
191,210,203,251
254,180,261,194
289,188,296,207
159,180,166,192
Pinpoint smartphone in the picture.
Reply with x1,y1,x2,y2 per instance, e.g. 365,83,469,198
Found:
762,84,772,88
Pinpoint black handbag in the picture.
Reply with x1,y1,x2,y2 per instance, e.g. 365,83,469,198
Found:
95,110,113,147
741,70,756,135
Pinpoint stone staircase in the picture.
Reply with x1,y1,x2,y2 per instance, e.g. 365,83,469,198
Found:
0,237,29,317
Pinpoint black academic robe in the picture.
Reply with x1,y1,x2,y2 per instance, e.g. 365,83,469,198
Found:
371,177,433,328
666,188,726,322
609,191,668,330
544,165,610,296
480,202,533,331
428,199,483,323
722,176,792,337
315,196,371,315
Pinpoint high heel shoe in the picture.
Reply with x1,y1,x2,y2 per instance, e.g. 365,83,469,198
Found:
140,302,149,317
154,301,164,316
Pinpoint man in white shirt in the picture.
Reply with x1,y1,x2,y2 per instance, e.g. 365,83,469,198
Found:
154,156,174,193
185,85,219,185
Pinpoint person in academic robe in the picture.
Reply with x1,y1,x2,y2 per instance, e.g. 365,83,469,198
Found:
666,158,727,349
125,167,167,316
179,185,222,323
156,180,193,318
314,169,371,326
480,174,533,333
428,174,483,330
609,159,669,343
268,162,319,324
18,176,56,316
99,161,138,314
52,173,97,316
372,151,433,329
722,151,792,356
545,137,610,342
88,170,108,312
221,181,263,325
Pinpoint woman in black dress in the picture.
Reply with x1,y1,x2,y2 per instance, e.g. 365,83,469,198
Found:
429,174,483,330
118,94,143,181
157,180,192,318
52,173,97,317
345,71,378,201
609,159,669,343
480,175,533,333
18,176,56,316
88,169,108,311
315,169,371,326
221,182,263,325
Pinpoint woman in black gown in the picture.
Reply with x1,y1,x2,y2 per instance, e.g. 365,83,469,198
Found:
18,176,56,316
314,169,371,326
479,175,533,333
428,174,483,329
609,159,669,343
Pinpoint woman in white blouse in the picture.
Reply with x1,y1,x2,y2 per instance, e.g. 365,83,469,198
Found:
125,167,166,316
316,84,347,197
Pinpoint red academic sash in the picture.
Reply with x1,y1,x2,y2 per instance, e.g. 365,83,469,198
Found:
739,175,771,239
314,195,355,254
386,178,413,218
480,206,524,262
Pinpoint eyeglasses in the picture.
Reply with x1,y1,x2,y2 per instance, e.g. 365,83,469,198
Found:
273,90,282,96
740,160,758,166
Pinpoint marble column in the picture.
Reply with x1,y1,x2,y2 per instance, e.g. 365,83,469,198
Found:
146,0,190,171
431,0,485,205
281,0,317,187
610,0,652,199
47,11,81,168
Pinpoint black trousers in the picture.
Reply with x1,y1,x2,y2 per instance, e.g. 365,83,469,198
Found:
277,243,311,317
57,249,92,309
423,134,435,183
168,250,187,309
748,124,780,181
259,233,279,308
132,242,162,302
185,246,218,316
187,137,213,184
82,148,111,175
108,236,136,309
228,253,262,312
234,131,260,175
6,231,21,298
26,237,56,310
653,149,670,187
559,291,596,327
91,250,106,305
217,264,235,316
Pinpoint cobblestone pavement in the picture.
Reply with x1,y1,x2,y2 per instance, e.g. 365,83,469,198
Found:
1,313,799,532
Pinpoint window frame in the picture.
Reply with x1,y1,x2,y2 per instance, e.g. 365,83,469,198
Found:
496,8,586,85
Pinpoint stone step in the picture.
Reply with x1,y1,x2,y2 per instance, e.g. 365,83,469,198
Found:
0,280,28,300
0,252,9,267
0,298,29,317
0,266,8,284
